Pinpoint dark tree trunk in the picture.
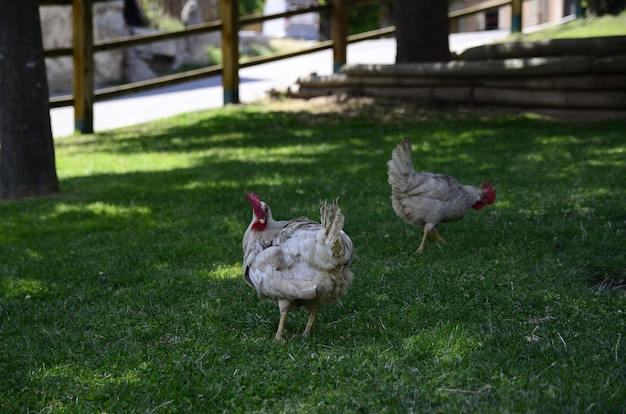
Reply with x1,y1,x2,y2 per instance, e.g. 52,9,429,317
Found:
0,0,59,200
124,0,146,26
393,0,451,63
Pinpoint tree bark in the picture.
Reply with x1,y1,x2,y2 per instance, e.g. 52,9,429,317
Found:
393,0,451,63
0,0,59,200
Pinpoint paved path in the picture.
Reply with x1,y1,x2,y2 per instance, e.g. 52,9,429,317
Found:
50,30,509,138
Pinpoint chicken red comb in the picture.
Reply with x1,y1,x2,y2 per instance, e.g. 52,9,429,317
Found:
245,192,265,218
482,182,496,205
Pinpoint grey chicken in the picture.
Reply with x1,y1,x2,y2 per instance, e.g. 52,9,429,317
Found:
387,137,496,254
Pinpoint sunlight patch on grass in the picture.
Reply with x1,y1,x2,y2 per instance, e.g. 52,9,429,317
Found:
536,135,582,146
245,173,302,188
43,202,152,220
493,199,513,210
226,143,338,164
517,206,552,218
506,11,626,41
0,277,49,299
207,264,240,280
523,152,546,163
577,186,614,198
38,364,142,391
586,158,625,169
602,146,626,156
57,153,199,178
177,179,241,191
444,130,478,146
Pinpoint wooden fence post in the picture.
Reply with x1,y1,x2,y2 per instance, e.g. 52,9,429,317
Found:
72,0,94,133
332,0,347,73
221,0,239,104
511,0,523,33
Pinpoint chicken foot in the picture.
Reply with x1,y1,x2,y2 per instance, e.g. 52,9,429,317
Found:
416,226,447,254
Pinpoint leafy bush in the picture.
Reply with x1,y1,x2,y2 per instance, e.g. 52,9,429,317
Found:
585,0,626,15
348,1,390,35
240,0,265,16
206,45,222,65
141,0,184,30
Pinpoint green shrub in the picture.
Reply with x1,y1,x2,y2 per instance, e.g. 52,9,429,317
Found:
206,45,222,65
585,0,626,15
141,1,184,30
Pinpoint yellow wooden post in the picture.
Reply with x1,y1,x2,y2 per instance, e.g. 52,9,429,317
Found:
221,0,239,104
72,0,94,133
511,0,523,33
332,0,347,73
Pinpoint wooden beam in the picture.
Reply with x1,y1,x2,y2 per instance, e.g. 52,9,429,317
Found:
332,0,348,73
72,0,94,133
221,0,239,105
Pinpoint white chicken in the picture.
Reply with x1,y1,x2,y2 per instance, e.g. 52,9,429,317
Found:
242,192,354,341
387,137,496,254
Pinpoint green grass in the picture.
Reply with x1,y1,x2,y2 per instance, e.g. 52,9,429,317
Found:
509,9,626,41
1,99,625,412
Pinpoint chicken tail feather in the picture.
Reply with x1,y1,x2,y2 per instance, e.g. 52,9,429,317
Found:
321,198,343,236
317,199,353,265
387,137,414,189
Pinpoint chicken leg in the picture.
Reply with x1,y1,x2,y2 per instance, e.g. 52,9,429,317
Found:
275,309,288,341
431,228,446,244
275,300,292,341
277,305,319,340
416,226,447,254
303,305,320,337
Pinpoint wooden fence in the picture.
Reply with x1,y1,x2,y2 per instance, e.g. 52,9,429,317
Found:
41,0,526,133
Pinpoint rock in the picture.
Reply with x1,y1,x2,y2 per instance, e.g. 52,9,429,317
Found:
41,1,127,95
40,5,73,94
123,50,157,83
175,0,212,68
94,1,126,87
239,31,271,55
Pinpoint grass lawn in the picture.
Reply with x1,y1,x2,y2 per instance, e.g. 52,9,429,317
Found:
1,98,625,412
508,9,626,41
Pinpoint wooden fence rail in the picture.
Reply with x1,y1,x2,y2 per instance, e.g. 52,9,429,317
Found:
41,0,524,133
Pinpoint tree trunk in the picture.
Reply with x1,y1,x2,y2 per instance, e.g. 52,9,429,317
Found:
393,0,451,63
0,0,59,200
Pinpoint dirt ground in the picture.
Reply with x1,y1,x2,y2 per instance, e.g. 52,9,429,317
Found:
261,94,626,123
